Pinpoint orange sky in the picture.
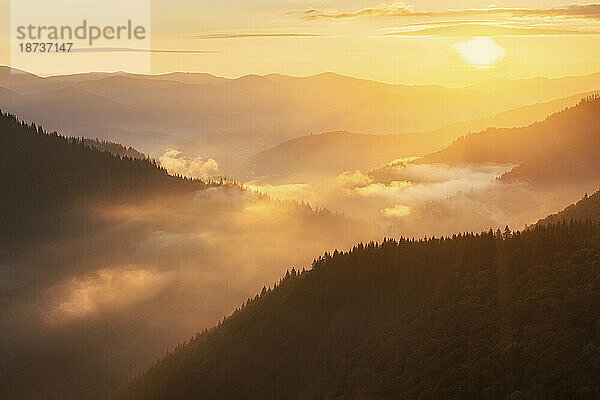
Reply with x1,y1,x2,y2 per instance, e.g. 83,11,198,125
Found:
2,1,600,86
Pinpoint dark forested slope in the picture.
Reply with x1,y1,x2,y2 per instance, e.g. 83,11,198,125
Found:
120,216,600,400
423,95,600,166
420,96,600,188
0,110,377,400
0,111,205,244
81,137,148,159
240,91,593,180
498,129,600,187
537,190,600,226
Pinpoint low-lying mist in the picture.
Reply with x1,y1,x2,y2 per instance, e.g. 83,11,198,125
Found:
1,186,376,400
242,159,591,238
4,152,590,400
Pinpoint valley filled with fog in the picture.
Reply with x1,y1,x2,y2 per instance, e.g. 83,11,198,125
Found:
2,68,600,400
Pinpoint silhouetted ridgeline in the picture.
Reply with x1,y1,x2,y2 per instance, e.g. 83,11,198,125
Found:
537,190,600,226
0,111,206,244
424,96,600,179
81,137,148,160
120,218,600,400
242,91,596,180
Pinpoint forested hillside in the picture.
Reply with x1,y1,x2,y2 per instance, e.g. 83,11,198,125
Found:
537,190,600,226
81,137,148,160
1,110,378,400
120,217,600,400
0,112,205,244
498,127,600,187
242,91,595,180
424,95,600,167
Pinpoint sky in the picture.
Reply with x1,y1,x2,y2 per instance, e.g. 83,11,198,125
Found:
2,1,600,86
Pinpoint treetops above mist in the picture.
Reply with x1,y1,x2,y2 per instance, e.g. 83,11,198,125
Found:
537,190,600,226
0,111,212,243
0,110,361,247
120,217,600,400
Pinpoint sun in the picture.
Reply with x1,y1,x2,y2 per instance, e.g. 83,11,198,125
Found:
454,37,506,69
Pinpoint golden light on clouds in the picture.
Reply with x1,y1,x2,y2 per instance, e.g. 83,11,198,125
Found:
381,204,412,218
46,267,170,324
353,180,413,197
454,37,507,68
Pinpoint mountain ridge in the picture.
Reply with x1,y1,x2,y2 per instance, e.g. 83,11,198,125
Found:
422,96,600,175
242,91,598,179
118,200,600,400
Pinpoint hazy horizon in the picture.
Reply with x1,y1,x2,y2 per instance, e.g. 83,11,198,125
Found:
3,1,600,86
5,64,600,89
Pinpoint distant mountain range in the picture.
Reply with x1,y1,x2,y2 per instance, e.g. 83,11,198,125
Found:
242,91,597,179
469,72,600,105
4,68,600,400
3,67,600,172
419,96,600,188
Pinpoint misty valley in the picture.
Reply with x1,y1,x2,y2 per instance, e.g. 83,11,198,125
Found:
1,67,600,399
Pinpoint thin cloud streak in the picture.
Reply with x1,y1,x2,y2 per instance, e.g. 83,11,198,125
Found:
300,3,600,21
70,47,219,54
301,2,429,20
383,24,600,37
193,33,324,39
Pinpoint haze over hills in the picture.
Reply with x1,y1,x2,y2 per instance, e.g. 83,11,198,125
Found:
0,67,515,158
119,198,600,400
0,111,375,400
276,97,600,239
536,190,600,226
4,67,600,400
5,0,600,397
419,96,600,188
0,112,205,246
3,66,600,173
242,91,596,180
470,72,600,105
498,99,600,188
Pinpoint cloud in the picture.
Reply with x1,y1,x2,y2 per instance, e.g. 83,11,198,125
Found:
301,2,429,20
381,204,412,217
193,33,323,39
70,47,218,54
245,182,317,203
383,23,600,37
299,3,600,22
353,180,413,197
46,266,172,324
335,170,373,188
375,162,511,185
159,149,219,180
510,4,600,20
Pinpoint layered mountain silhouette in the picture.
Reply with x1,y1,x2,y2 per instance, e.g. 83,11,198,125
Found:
537,190,600,226
243,91,595,179
4,67,600,400
421,96,600,187
3,67,600,167
119,195,600,400
0,110,376,400
470,72,600,105
0,111,206,246
0,67,514,138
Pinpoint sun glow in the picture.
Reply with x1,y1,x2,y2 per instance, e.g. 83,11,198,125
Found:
454,37,506,69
